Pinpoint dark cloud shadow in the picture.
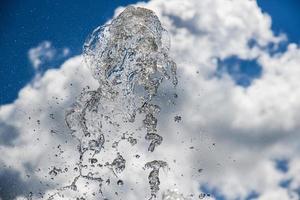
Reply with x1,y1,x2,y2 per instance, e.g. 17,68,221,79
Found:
0,122,19,146
0,167,52,200
0,169,30,200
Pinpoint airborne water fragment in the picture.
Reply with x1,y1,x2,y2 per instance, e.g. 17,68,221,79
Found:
145,160,169,199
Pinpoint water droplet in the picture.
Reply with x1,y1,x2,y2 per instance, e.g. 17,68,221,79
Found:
174,116,182,122
117,179,124,186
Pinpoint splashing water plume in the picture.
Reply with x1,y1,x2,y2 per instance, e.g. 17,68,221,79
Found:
145,160,169,199
48,6,178,200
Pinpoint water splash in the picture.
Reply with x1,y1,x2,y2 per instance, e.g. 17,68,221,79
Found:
144,160,169,199
47,6,177,199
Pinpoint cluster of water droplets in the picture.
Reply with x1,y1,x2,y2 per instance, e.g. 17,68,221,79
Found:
144,160,169,199
48,6,178,200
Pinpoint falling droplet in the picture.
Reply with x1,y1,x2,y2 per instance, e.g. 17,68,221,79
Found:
117,179,124,186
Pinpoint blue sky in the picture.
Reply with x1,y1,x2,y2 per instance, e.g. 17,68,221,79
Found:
0,0,143,104
258,0,300,44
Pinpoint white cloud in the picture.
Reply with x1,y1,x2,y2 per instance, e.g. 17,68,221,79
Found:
2,0,300,199
28,41,70,70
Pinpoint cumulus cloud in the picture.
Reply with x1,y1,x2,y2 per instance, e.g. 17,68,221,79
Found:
28,41,70,71
2,0,300,199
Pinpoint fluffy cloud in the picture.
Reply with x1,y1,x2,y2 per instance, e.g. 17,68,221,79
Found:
1,0,300,199
28,41,70,71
